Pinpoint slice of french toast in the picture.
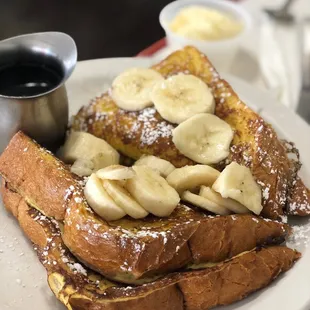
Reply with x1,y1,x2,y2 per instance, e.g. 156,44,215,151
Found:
0,132,291,283
71,46,309,220
2,185,300,310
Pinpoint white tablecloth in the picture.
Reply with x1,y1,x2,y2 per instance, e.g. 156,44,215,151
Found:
242,0,309,111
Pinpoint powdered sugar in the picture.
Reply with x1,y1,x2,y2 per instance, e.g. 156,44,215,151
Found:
135,229,168,240
64,187,73,201
289,202,310,212
33,214,47,222
242,153,252,165
279,215,288,224
67,262,87,276
93,223,101,230
74,197,83,203
262,186,270,200
124,107,173,146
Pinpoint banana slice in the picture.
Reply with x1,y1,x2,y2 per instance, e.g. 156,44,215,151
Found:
212,162,263,215
102,180,148,219
111,68,164,111
62,132,120,170
96,165,135,181
172,113,234,164
134,155,176,177
166,165,220,194
199,186,249,214
70,158,94,177
84,174,126,221
126,166,180,217
182,191,231,215
91,152,120,171
150,73,214,124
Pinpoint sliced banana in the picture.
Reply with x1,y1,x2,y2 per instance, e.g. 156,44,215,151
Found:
102,180,148,219
134,155,176,177
62,132,119,170
70,158,94,177
84,174,126,221
182,191,231,215
172,113,234,164
199,186,249,214
150,73,214,124
212,162,263,215
96,165,135,181
91,152,120,171
166,165,220,194
126,166,180,217
111,68,164,111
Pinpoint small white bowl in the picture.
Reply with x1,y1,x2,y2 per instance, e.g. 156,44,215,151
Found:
159,0,252,71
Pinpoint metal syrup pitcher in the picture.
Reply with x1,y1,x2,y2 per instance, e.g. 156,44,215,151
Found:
0,32,77,152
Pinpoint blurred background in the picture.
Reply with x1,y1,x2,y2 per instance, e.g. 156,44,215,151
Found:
0,0,174,60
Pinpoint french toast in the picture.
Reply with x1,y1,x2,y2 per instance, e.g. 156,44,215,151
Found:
0,45,308,309
71,46,309,220
0,131,291,283
1,184,300,310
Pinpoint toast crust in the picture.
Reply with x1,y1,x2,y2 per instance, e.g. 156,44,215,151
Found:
71,46,309,220
287,177,310,215
0,132,291,283
2,185,300,310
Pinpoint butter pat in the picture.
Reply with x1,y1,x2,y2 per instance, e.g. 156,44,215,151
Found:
169,6,243,41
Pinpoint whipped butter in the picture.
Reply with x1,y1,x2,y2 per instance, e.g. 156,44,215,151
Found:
169,6,243,41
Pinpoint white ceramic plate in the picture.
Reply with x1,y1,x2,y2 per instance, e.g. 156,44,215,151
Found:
0,57,310,310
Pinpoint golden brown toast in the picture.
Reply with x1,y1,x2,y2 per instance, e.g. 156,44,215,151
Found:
71,46,309,220
2,185,300,310
287,177,310,215
0,132,291,284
